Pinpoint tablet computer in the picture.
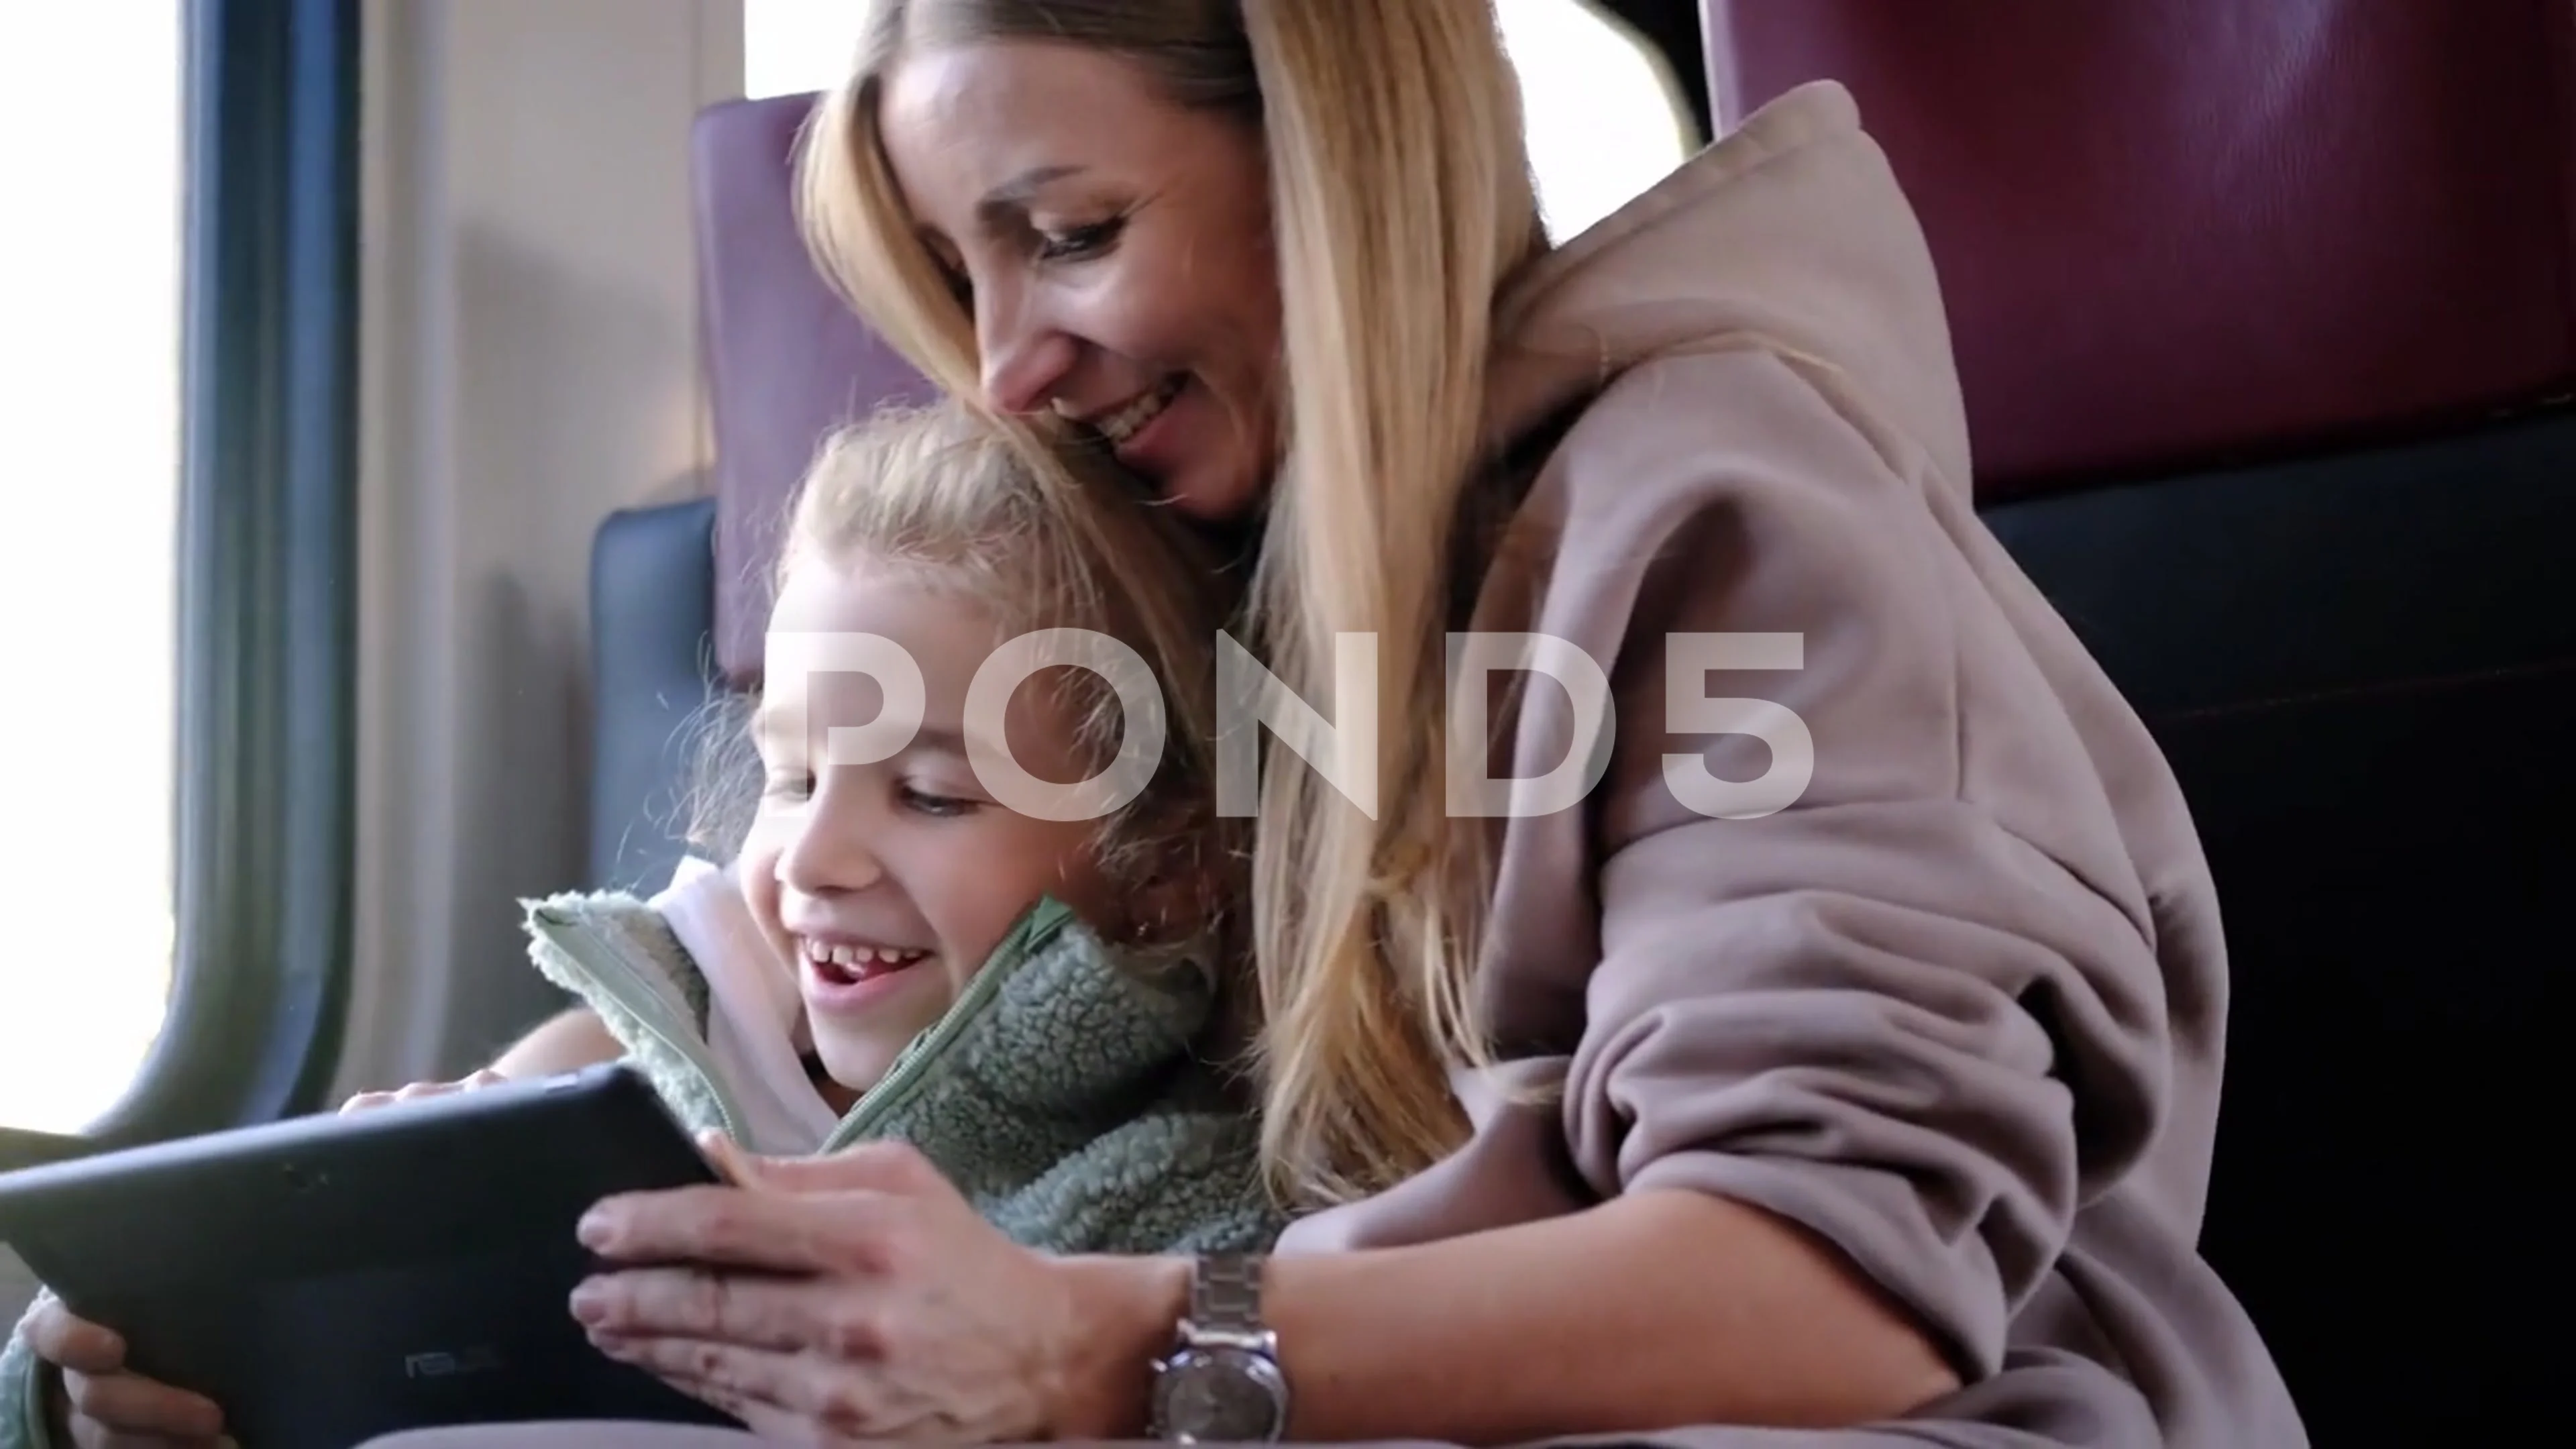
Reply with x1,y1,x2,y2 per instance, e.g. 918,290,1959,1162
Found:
0,1062,739,1449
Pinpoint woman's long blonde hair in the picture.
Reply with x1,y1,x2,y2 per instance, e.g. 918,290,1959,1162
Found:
796,0,1546,1205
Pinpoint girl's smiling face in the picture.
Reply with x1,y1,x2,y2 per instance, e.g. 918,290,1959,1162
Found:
736,553,1128,1093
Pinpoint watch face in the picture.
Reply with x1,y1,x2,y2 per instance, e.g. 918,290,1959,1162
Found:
1156,1347,1287,1442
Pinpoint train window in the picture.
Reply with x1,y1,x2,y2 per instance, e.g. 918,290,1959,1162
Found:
1500,1,1695,239
743,0,1696,243
0,5,186,1134
0,0,358,1142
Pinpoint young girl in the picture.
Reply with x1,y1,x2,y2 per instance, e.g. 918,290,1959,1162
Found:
3,400,1279,1449
518,398,1277,1255
515,398,1275,1257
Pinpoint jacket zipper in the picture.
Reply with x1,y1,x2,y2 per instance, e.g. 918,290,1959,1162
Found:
818,900,1071,1153
527,909,753,1145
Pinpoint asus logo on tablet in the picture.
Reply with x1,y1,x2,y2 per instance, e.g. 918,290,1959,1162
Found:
404,1346,503,1379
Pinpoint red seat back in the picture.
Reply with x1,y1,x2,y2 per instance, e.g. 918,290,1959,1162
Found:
1701,5,2575,1442
1705,0,2576,496
693,93,935,686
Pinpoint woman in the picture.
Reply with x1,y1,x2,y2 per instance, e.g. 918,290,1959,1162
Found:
396,1,2297,1445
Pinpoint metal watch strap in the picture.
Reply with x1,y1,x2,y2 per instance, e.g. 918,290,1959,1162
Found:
1185,1254,1269,1343
1152,1254,1287,1442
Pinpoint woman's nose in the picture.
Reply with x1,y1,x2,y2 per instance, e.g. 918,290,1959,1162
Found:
977,288,1079,415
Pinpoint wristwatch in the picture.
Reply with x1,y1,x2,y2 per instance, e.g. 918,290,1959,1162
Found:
1149,1254,1290,1442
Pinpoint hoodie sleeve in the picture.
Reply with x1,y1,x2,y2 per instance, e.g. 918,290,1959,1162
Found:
0,1291,64,1449
1543,347,2174,1382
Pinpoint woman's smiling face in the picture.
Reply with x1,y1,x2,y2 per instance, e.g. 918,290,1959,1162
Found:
877,38,1285,523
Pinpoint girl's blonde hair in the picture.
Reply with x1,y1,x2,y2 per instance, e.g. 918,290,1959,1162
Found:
797,1,1546,1205
696,400,1245,934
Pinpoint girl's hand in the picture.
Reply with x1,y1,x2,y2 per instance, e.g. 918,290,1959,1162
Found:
25,1073,503,1448
23,1297,225,1449
336,1068,507,1113
567,1136,1178,1443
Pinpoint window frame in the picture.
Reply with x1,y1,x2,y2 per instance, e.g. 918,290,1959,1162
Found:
89,0,360,1145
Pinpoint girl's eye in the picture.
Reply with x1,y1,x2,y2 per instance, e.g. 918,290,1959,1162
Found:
899,784,977,818
1036,217,1122,263
762,769,814,803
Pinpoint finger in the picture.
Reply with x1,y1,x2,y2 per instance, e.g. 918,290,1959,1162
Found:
600,1364,769,1442
693,1132,761,1189
625,1366,762,1434
689,1378,854,1448
590,1335,877,1438
728,1138,947,1198
578,1184,896,1272
72,1428,229,1449
570,1267,883,1354
337,1091,394,1115
462,1069,507,1089
680,1132,924,1201
25,1303,125,1374
62,1369,224,1440
391,1079,462,1102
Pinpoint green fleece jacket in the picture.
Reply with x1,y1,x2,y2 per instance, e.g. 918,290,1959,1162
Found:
1,895,1281,1449
513,890,1281,1254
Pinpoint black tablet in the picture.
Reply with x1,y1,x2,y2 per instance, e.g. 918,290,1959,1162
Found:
0,1062,738,1449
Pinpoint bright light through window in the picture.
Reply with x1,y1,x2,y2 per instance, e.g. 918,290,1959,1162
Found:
743,0,1695,242
0,5,184,1134
1499,1,1695,239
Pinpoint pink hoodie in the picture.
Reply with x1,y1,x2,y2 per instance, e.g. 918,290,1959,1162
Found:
1274,80,2305,1447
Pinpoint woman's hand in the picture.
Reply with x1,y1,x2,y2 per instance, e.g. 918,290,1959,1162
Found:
568,1136,1180,1444
22,1298,225,1449
336,1068,507,1114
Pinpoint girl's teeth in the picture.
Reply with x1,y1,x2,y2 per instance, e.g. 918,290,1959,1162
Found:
806,939,928,973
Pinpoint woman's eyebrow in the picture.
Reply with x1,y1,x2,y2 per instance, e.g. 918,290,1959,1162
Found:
977,164,1084,222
